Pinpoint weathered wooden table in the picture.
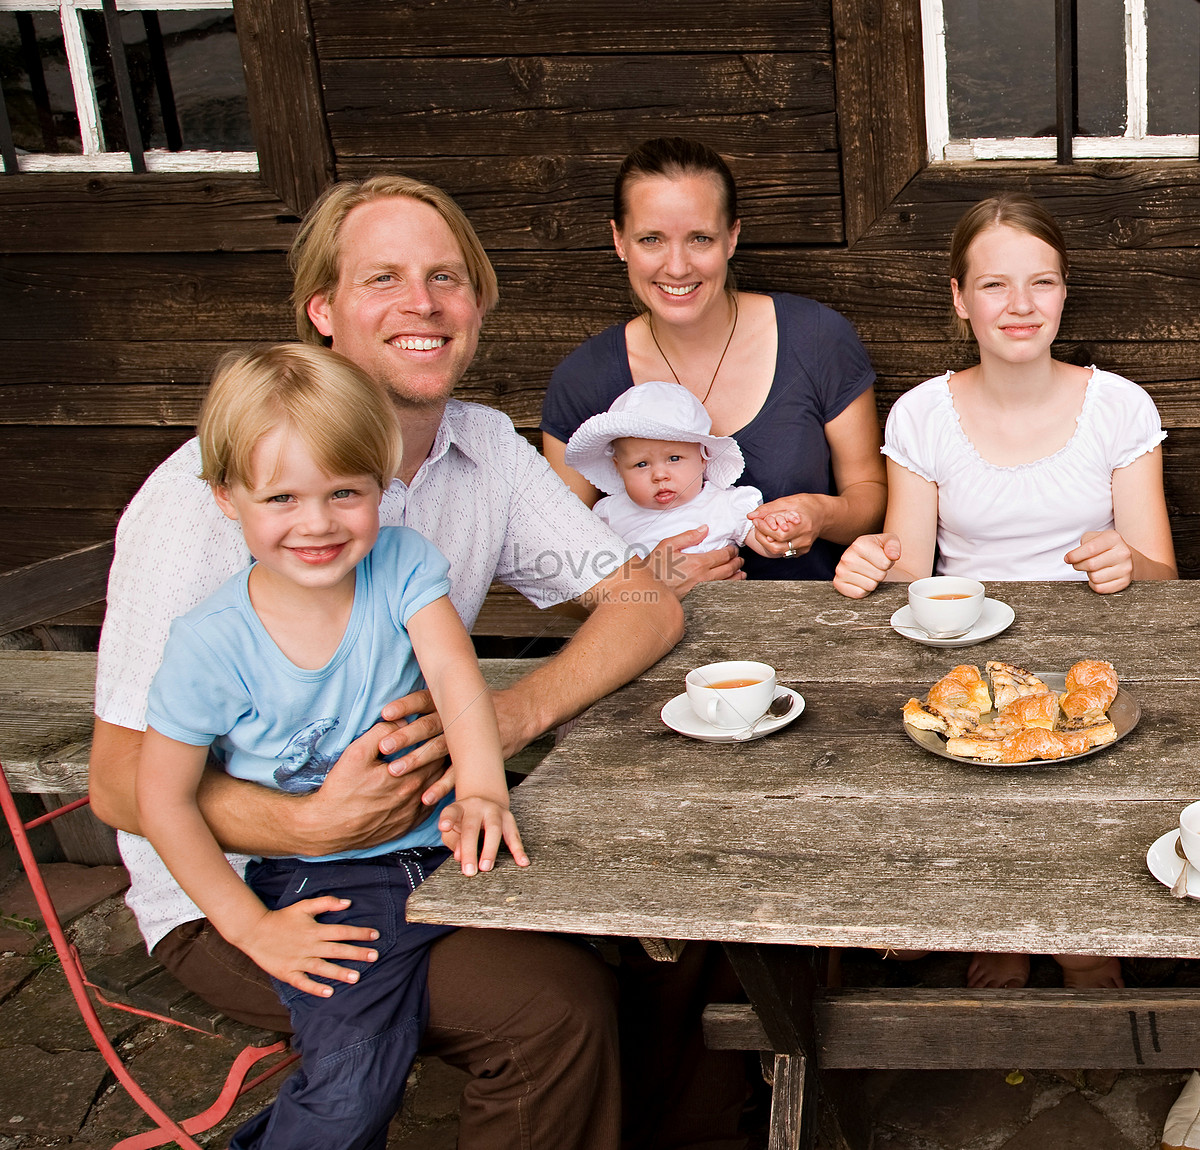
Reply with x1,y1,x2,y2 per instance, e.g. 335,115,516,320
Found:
409,579,1200,1149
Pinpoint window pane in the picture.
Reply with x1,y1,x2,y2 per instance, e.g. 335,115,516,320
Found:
86,8,251,154
1075,0,1125,136
0,11,82,154
945,0,1056,138
1148,0,1199,134
122,10,252,151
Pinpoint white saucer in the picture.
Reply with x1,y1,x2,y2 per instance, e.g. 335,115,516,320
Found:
890,598,1015,648
661,686,805,743
1146,829,1200,899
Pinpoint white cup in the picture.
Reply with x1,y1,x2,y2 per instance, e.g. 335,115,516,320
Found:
1180,801,1200,867
685,661,776,730
908,576,986,639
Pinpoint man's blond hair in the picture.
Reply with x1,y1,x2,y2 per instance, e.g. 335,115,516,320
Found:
198,343,403,490
289,175,500,344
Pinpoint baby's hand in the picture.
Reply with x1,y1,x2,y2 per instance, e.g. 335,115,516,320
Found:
756,510,803,535
238,896,379,997
440,797,529,876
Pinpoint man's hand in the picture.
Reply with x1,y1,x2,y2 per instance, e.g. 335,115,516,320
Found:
235,896,379,997
289,719,449,856
647,527,744,599
1065,530,1134,594
833,533,902,598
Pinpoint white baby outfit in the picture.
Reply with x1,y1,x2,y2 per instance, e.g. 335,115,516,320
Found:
594,481,763,558
882,367,1166,580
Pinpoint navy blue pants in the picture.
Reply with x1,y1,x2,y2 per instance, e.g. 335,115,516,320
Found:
229,847,454,1150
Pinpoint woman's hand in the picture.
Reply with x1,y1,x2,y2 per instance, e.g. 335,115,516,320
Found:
647,528,745,599
744,495,823,559
1065,530,1134,594
833,533,903,598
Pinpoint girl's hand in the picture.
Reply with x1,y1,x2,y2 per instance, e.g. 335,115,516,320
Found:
440,797,530,876
1065,530,1134,594
833,533,902,598
237,896,379,997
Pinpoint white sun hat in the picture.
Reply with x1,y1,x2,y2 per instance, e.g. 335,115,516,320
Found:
564,381,746,496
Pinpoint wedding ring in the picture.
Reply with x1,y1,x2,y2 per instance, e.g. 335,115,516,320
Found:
783,547,798,558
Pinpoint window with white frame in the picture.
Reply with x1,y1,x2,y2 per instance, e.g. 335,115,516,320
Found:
923,0,1199,161
0,0,256,173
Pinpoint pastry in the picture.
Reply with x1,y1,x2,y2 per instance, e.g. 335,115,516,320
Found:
985,661,1051,709
926,664,991,734
1061,659,1119,720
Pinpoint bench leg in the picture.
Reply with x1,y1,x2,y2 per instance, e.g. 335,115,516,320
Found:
767,1053,806,1150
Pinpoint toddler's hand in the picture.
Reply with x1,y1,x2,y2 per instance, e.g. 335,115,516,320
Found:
440,797,529,876
238,896,379,997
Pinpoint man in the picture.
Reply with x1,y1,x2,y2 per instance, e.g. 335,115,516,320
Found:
89,175,684,1150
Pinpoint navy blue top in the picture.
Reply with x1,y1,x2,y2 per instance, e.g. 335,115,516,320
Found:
541,293,876,580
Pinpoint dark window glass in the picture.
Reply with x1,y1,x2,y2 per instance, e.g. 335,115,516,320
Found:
1148,0,1199,134
2,6,250,157
945,0,1056,138
0,11,82,154
1075,0,1126,136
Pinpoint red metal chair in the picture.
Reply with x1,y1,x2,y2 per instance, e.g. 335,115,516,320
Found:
0,761,297,1149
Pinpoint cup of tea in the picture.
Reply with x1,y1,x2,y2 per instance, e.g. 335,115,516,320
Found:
685,661,776,730
907,576,986,639
1180,801,1200,868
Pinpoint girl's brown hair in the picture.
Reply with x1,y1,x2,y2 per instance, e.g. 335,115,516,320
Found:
949,193,1069,340
198,343,403,491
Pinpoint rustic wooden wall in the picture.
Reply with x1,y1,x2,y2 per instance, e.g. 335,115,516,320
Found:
3,0,1200,589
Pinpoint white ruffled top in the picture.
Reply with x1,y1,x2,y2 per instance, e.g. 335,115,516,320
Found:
881,367,1166,581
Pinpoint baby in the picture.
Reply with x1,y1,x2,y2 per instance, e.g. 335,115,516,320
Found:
565,381,780,557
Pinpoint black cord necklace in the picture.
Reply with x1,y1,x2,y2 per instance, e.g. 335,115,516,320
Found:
646,294,739,405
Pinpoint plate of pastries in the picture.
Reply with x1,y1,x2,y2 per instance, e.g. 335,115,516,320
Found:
902,659,1139,764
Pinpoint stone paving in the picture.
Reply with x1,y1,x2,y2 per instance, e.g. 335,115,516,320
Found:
0,865,1189,1149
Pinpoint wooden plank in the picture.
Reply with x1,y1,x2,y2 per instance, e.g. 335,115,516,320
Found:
0,254,292,341
831,0,925,244
6,248,1200,364
336,153,845,249
310,0,832,56
322,56,838,158
36,791,119,866
471,584,581,639
852,160,1200,252
232,0,334,216
89,944,164,996
0,654,551,797
813,988,1200,1070
0,427,191,509
0,543,112,637
705,992,1200,1070
0,175,297,254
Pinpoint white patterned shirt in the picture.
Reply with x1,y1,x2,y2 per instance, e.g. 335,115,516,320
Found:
96,399,627,950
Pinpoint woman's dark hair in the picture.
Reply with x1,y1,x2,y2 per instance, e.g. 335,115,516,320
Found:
612,137,738,229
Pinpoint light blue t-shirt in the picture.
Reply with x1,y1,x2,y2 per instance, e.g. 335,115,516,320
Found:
146,526,453,862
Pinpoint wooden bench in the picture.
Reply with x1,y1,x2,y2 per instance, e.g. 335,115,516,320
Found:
0,650,551,1029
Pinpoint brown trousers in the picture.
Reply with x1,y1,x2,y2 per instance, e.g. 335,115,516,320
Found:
154,924,749,1150
155,922,622,1150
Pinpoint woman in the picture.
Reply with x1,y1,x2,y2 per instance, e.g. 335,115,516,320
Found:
541,136,886,591
834,192,1176,600
835,192,1176,990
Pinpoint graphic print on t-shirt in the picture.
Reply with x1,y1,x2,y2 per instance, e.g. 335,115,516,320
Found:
273,717,340,794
